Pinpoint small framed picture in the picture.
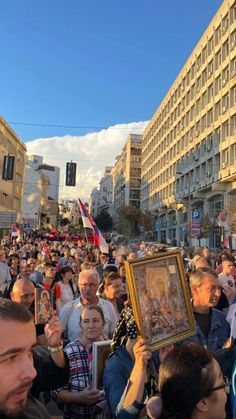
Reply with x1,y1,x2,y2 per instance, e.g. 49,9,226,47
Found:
34,288,54,324
125,251,196,351
92,340,112,390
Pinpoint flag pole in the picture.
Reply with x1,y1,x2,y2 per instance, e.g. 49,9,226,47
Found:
83,227,90,252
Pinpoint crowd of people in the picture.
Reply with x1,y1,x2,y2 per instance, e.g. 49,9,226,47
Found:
0,232,236,418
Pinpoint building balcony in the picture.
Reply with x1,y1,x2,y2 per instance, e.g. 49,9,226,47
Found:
220,165,236,182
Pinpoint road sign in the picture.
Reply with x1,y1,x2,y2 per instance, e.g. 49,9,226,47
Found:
191,209,201,237
192,209,200,221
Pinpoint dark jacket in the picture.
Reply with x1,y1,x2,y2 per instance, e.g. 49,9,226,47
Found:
31,345,70,399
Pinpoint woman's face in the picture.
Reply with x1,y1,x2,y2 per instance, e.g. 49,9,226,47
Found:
10,257,18,266
62,270,72,282
105,279,122,300
200,359,227,419
81,308,104,342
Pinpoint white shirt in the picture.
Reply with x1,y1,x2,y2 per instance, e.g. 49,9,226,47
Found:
0,262,11,293
58,281,76,308
59,296,118,341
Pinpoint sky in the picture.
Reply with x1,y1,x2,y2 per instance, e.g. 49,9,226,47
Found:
1,0,223,201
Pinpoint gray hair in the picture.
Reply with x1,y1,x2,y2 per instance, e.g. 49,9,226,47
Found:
78,269,99,284
189,268,218,289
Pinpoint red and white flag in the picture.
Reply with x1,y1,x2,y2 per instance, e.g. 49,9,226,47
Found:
78,198,109,254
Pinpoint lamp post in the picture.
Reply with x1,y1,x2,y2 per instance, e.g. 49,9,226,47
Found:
177,171,191,247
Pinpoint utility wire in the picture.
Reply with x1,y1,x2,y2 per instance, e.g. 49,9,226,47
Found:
8,121,147,130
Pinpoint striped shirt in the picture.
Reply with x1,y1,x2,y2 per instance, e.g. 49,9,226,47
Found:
55,339,93,418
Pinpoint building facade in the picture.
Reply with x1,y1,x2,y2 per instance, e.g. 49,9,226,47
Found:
89,188,100,218
112,134,142,226
99,167,113,216
141,0,236,247
0,116,27,236
27,155,60,201
22,155,58,228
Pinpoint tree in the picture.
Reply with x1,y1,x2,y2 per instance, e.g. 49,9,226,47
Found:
142,210,154,231
60,217,70,226
118,205,142,236
200,213,213,238
94,210,113,231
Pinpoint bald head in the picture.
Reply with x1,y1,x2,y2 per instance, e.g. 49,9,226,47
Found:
11,279,35,309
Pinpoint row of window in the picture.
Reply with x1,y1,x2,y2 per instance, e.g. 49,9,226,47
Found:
142,141,236,203
143,79,236,166
142,111,236,178
143,2,236,150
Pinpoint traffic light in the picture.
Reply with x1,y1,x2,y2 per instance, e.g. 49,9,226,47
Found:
65,161,77,186
2,155,15,180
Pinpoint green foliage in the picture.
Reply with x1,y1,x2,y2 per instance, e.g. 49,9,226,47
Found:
118,205,142,236
142,210,154,231
200,213,213,238
94,210,112,232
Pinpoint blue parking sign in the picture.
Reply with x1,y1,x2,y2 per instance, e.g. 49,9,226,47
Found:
192,209,200,221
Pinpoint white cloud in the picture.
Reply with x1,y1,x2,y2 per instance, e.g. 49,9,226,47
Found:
26,121,148,202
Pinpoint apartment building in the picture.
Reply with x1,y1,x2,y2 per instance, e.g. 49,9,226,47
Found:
0,116,27,236
89,188,100,218
22,155,60,228
141,0,236,248
99,167,113,216
112,134,142,226
27,155,60,201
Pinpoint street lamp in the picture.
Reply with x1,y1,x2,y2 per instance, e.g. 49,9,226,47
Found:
176,171,191,246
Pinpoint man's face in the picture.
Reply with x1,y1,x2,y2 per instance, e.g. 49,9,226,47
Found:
64,250,70,258
78,273,99,302
11,282,35,310
100,255,108,265
222,261,234,276
0,319,37,417
51,254,59,263
20,266,32,278
193,275,221,307
44,267,56,281
26,259,36,270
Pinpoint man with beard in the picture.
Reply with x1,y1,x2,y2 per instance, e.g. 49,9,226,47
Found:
0,298,50,418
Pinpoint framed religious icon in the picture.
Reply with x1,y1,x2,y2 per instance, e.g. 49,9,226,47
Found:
34,288,54,324
125,251,196,351
91,340,112,390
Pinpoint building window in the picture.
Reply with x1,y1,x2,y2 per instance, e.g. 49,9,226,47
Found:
2,193,7,206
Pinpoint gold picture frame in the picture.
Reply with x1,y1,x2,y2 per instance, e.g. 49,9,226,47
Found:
125,251,196,351
91,340,112,390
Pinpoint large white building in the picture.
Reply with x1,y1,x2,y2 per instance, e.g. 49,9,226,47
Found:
99,167,113,216
27,155,60,201
112,134,142,226
141,0,236,248
89,188,100,218
22,155,59,228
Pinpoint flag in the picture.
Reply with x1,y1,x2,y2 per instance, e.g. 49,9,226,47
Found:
11,224,19,238
226,295,236,338
78,198,109,254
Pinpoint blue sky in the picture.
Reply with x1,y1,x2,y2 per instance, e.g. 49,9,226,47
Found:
1,0,222,142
